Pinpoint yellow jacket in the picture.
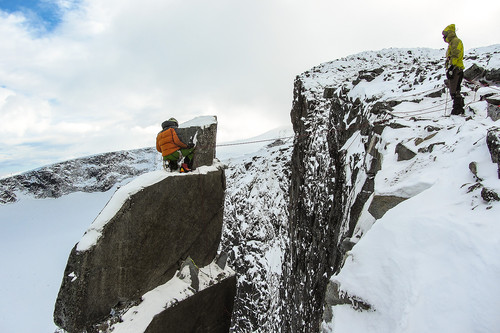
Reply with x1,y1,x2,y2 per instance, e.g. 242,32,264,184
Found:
442,24,464,69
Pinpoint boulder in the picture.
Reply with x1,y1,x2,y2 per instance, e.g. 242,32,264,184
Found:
368,195,408,219
414,132,437,146
468,161,483,181
486,127,500,178
395,142,416,161
485,69,500,84
176,116,218,169
486,99,500,122
323,280,371,322
481,187,500,202
417,142,445,153
425,88,445,98
54,166,227,332
144,275,237,333
463,64,485,81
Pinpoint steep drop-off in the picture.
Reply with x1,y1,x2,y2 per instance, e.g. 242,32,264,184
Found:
281,46,500,331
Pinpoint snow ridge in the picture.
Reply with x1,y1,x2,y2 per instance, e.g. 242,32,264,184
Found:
0,147,161,204
280,45,500,332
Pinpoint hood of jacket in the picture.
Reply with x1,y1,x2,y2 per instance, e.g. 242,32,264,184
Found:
442,24,457,43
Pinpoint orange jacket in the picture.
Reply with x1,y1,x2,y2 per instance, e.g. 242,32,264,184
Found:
156,127,187,157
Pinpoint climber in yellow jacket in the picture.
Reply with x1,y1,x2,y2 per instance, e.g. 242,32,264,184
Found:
442,24,465,115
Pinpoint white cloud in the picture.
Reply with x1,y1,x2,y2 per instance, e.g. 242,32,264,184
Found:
1,0,499,175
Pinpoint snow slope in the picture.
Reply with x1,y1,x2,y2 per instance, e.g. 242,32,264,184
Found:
0,190,117,333
324,115,500,333
311,46,500,332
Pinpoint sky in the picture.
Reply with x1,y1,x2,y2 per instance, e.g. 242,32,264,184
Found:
0,0,499,177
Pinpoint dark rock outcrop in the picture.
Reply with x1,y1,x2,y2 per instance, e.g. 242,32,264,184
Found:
368,195,408,219
464,64,486,81
463,63,500,85
283,78,383,332
395,142,417,161
176,120,218,169
485,69,500,83
54,166,227,332
323,280,371,322
486,98,500,121
486,126,500,178
145,275,237,333
481,187,500,202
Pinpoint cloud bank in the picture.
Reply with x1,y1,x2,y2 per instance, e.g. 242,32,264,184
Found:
1,0,499,176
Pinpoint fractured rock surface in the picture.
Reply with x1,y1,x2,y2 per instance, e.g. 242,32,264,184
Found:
54,166,226,332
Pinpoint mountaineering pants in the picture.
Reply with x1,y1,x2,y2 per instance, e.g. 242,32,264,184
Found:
163,147,195,163
446,66,464,115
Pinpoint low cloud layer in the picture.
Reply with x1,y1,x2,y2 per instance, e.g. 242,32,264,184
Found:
1,0,499,176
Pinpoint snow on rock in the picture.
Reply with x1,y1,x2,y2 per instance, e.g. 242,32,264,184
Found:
54,161,228,332
324,112,500,333
220,140,292,332
109,261,235,333
279,44,500,332
77,162,225,252
0,147,161,204
312,46,500,332
180,115,217,129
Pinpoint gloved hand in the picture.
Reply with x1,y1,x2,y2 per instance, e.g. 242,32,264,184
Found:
187,142,195,149
446,65,455,79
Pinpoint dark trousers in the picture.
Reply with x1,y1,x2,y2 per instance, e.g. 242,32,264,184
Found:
446,67,464,115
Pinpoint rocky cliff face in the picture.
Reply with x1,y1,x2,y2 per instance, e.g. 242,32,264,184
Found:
213,46,500,332
53,118,236,333
220,140,292,332
283,78,380,332
280,46,500,331
54,167,227,332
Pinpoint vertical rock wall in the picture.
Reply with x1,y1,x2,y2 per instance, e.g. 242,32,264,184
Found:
282,78,382,332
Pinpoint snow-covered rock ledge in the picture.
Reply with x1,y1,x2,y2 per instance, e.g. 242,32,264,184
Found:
282,45,500,332
77,161,226,252
54,159,229,332
109,261,236,333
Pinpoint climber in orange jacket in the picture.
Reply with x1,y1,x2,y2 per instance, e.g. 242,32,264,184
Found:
156,118,195,172
442,24,465,115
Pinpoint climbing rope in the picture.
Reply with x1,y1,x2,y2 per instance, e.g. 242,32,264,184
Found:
190,80,498,150
385,84,446,101
444,90,449,117
216,136,294,147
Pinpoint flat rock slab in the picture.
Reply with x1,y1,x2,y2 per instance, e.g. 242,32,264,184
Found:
54,166,226,332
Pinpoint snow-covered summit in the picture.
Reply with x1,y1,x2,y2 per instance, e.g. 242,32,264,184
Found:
280,45,500,332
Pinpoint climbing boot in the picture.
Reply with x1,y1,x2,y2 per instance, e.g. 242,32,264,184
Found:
187,156,195,171
451,95,465,115
180,163,192,173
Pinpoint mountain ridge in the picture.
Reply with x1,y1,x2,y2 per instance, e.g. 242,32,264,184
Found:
1,45,499,332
